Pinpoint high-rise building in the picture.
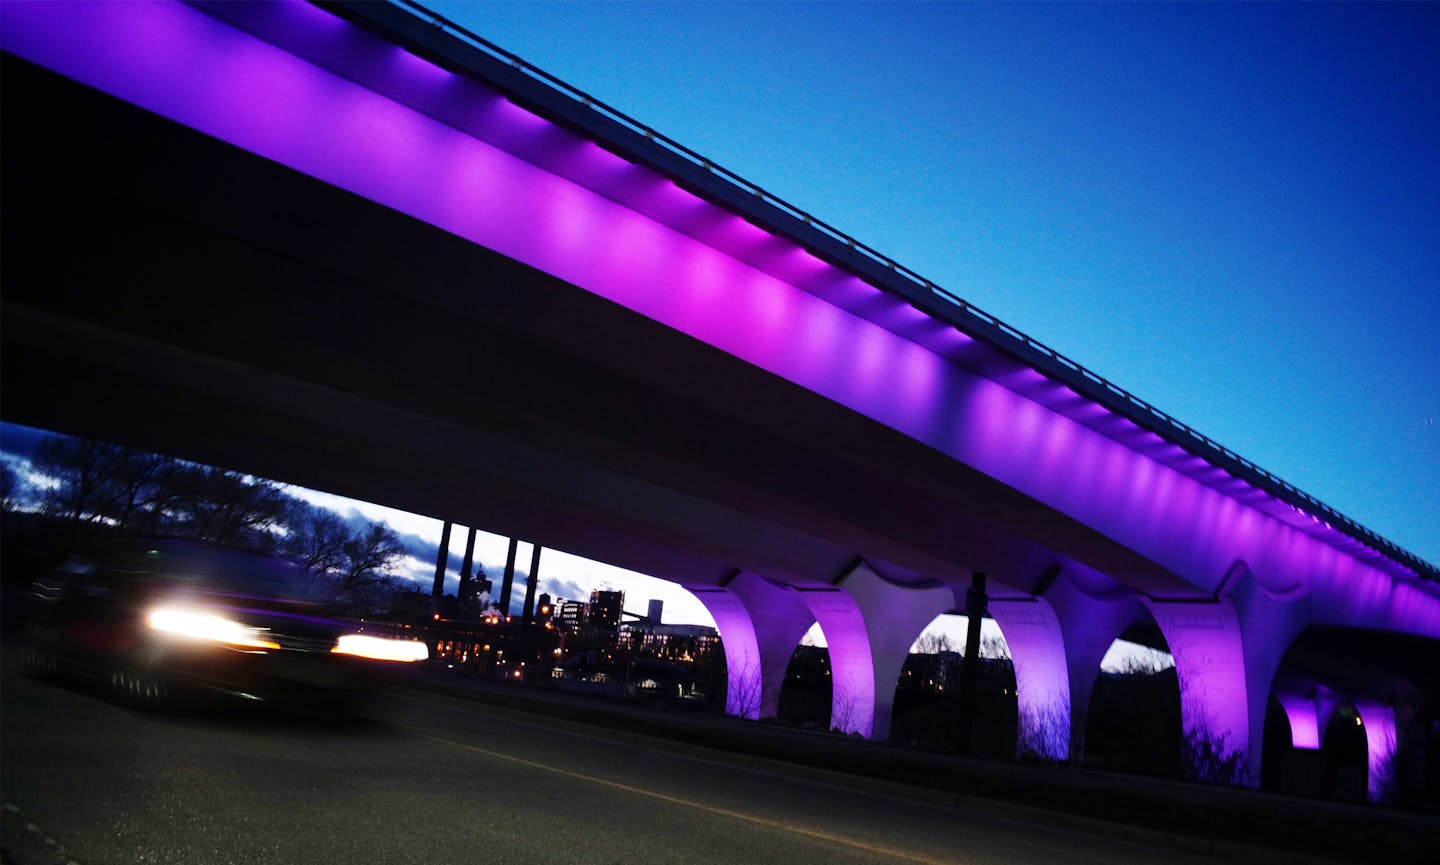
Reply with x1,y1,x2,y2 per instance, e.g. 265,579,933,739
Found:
557,600,587,631
589,589,624,632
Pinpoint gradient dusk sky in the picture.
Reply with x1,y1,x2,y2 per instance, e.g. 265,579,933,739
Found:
419,0,1439,566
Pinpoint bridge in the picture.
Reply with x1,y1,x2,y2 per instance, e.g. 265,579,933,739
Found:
3,0,1437,800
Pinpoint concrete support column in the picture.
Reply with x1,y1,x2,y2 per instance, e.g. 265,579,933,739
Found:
458,527,477,603
499,537,518,616
689,573,813,721
989,595,1071,760
1143,597,1249,781
431,521,452,599
1229,562,1313,786
835,562,954,742
1275,693,1322,750
689,587,762,719
785,586,875,736
522,543,541,620
1356,700,1398,803
1313,687,1341,748
1044,570,1147,762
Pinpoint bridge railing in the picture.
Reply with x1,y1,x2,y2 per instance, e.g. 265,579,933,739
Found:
385,0,1435,583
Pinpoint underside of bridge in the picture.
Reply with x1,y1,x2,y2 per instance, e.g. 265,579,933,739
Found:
1,53,1175,598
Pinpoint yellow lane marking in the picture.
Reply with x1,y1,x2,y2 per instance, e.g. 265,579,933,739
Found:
400,726,960,865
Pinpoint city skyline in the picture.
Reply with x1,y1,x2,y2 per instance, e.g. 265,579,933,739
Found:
0,420,1063,665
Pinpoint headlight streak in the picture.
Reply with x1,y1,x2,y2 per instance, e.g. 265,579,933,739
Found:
146,606,281,650
331,634,429,662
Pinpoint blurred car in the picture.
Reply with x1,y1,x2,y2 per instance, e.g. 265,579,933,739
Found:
22,538,427,709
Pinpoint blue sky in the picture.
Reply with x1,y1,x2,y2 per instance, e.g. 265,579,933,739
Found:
425,0,1439,566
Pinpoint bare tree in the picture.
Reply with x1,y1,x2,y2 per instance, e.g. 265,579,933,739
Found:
1178,674,1247,786
339,522,405,590
281,506,350,578
1117,645,1172,676
325,521,408,613
1017,696,1070,762
913,631,953,655
724,656,763,720
170,466,288,548
0,462,24,515
108,449,182,536
830,679,866,736
34,436,125,524
981,634,1012,660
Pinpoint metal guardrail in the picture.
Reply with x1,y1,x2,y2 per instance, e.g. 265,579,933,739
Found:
384,0,1436,583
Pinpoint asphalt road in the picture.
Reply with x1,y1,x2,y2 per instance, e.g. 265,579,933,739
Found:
0,666,1253,865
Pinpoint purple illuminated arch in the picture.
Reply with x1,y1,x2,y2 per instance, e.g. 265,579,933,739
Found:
989,598,1070,760
1275,694,1322,750
1355,701,1397,803
691,574,817,723
689,588,763,719
837,562,955,743
1042,567,1152,761
792,589,874,737
1143,597,1249,762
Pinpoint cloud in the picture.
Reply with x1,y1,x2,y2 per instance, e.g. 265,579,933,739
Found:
392,528,442,564
542,577,588,603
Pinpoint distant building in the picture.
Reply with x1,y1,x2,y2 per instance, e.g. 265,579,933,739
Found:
557,600,587,631
589,589,624,632
618,598,720,664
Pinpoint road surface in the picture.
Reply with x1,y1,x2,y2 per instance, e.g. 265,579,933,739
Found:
2,665,1247,865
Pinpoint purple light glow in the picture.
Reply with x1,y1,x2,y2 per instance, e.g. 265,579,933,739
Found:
1275,694,1321,750
690,589,763,719
989,599,1071,760
388,43,455,86
796,590,875,737
1355,701,1397,803
4,0,1436,672
1144,598,1250,761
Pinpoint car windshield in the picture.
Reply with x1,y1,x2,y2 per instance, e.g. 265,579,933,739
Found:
106,541,313,599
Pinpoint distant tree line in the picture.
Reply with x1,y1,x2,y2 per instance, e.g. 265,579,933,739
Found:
1,433,409,614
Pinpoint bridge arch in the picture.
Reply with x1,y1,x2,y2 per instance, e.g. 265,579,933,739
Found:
889,612,1018,758
776,625,833,730
1083,623,1180,777
1040,566,1150,761
832,562,955,739
988,594,1069,760
1260,622,1438,803
689,573,814,721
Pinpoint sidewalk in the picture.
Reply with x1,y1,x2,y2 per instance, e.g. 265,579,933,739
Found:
375,664,1438,865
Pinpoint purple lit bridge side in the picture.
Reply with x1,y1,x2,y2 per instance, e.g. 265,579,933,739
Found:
2,0,1436,796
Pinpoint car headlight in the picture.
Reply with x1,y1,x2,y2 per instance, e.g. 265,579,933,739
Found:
147,606,280,650
331,634,428,662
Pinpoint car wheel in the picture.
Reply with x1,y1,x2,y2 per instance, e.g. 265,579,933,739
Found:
21,625,62,679
21,647,60,678
110,660,169,709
